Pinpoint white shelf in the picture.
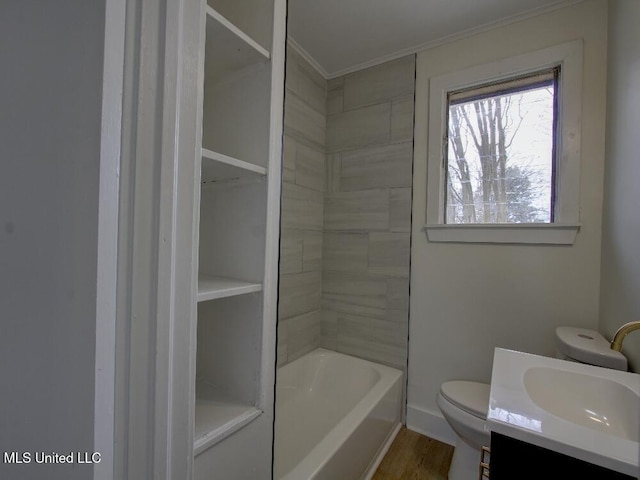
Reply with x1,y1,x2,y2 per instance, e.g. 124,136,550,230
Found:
194,380,262,456
197,274,262,302
205,6,270,85
191,0,282,468
201,148,267,184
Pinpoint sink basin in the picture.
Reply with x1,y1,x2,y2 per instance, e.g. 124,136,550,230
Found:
487,348,640,477
524,366,639,441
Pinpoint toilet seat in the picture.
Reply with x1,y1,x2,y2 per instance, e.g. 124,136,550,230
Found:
439,381,490,419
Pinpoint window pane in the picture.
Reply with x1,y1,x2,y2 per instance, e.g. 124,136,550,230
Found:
445,79,555,224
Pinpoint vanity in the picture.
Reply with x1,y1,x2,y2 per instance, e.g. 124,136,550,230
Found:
488,431,633,479
485,348,640,479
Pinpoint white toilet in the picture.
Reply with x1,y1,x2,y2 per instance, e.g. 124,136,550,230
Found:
437,326,628,480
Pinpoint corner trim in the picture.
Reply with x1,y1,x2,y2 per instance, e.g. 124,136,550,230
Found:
94,1,127,478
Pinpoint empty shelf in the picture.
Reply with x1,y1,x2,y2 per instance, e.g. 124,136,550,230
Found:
205,6,270,85
197,274,262,302
194,381,261,456
201,148,267,184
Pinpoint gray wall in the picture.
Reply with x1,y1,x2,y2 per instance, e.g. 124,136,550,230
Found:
0,1,105,479
599,0,640,372
277,46,327,365
408,0,608,437
322,56,415,371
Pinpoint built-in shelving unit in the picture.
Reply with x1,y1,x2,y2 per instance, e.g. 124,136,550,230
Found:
190,0,284,473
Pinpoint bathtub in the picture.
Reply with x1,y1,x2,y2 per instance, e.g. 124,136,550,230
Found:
274,348,404,480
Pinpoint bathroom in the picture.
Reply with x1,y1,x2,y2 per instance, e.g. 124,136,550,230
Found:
277,0,639,477
1,0,638,479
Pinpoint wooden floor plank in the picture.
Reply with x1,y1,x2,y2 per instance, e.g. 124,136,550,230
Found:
372,427,454,480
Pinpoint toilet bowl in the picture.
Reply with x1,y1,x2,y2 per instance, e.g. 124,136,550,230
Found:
437,327,628,480
437,381,490,480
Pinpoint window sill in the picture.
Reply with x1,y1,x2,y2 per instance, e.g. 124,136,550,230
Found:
424,223,580,245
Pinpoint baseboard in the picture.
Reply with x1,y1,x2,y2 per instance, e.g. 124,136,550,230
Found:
362,422,402,480
406,405,457,446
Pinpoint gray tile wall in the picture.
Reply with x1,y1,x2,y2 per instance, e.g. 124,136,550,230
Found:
278,51,415,372
323,55,415,370
278,47,327,366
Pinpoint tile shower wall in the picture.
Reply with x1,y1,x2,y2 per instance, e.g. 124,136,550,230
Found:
277,46,327,366
322,55,415,370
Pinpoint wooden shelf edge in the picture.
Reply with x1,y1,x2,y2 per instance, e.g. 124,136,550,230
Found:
194,407,262,457
205,6,270,61
201,148,267,176
197,274,262,302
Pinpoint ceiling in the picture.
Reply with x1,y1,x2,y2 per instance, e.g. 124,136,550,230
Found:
287,0,580,78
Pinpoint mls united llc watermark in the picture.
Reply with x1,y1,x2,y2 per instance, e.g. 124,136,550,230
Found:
3,451,101,465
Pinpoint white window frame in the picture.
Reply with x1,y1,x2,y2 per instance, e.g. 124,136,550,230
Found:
425,40,583,244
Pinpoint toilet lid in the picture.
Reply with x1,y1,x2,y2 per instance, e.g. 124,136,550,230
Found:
440,381,490,419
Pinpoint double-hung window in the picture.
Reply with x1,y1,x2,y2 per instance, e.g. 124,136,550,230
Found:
425,41,583,244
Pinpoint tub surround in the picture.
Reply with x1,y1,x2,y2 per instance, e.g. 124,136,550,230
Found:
275,52,415,480
322,55,415,371
278,49,415,373
278,45,327,366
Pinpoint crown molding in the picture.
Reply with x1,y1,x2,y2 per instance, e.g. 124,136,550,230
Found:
289,0,584,79
286,36,329,79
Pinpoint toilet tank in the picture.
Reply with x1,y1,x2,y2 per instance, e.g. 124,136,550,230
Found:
555,326,628,371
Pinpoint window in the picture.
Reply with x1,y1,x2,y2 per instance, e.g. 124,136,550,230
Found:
425,41,583,244
446,69,558,224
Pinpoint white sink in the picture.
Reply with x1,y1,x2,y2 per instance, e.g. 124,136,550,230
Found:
523,366,639,442
487,348,640,477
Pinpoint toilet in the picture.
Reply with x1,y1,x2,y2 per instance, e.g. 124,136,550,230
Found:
437,380,490,480
437,327,628,480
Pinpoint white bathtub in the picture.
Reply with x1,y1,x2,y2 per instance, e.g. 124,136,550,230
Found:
274,348,403,480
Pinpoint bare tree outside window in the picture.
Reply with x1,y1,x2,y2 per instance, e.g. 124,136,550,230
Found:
445,72,557,224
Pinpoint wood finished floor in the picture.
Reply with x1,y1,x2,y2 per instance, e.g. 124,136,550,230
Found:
372,427,454,480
